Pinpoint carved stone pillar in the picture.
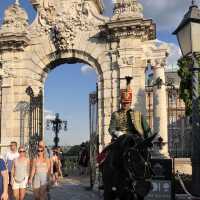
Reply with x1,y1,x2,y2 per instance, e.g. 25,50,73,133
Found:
153,59,168,157
97,76,104,151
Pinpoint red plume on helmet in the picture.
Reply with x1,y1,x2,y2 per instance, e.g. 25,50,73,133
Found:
120,76,133,104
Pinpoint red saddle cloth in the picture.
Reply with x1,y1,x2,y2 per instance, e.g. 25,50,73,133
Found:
96,140,116,165
96,149,108,166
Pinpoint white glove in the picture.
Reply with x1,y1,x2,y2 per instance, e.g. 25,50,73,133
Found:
114,131,124,137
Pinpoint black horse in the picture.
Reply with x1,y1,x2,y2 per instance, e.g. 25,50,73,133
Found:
101,133,156,200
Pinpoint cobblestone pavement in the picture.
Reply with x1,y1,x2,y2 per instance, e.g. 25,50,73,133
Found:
25,176,103,200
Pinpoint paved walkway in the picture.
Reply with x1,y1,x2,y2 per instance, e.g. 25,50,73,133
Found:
24,176,196,200
25,176,102,200
176,194,200,200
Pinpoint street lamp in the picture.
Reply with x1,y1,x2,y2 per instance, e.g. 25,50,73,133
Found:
173,0,200,196
46,113,68,147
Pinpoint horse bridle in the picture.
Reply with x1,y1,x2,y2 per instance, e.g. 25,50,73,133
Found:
122,146,152,195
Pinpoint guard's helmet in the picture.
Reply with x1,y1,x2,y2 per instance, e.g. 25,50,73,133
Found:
120,88,132,104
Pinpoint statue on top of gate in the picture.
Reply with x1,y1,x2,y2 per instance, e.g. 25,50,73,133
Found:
0,1,30,51
109,77,153,140
0,2,28,33
112,0,143,20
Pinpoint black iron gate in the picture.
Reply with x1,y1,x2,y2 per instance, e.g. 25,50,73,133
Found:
89,90,98,188
26,86,43,158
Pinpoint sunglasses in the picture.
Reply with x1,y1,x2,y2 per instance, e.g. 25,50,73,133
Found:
19,150,25,153
38,149,44,152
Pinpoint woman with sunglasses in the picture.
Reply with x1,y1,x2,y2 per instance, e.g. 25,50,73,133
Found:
11,146,30,200
29,146,51,200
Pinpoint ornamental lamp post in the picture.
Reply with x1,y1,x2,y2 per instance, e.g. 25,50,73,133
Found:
173,0,200,196
46,113,68,148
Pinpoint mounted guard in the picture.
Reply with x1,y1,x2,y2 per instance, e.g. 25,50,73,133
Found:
99,77,156,200
109,77,153,140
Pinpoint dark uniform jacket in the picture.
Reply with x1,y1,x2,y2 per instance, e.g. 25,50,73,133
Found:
109,109,152,139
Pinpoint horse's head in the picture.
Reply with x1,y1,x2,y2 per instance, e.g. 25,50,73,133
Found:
121,133,156,197
122,135,152,179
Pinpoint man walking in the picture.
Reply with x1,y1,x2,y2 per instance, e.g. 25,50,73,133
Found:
4,142,19,198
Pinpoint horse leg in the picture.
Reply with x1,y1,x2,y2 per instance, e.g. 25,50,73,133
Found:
104,190,115,200
104,186,116,200
135,194,144,200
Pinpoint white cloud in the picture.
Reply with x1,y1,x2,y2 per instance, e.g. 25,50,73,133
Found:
166,43,182,69
104,0,197,32
155,39,182,70
81,64,94,74
140,0,197,32
44,109,55,120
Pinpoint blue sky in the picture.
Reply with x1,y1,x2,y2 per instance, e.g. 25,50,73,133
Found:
0,0,194,146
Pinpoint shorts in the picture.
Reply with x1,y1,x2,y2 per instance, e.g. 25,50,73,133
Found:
12,177,28,190
33,173,48,189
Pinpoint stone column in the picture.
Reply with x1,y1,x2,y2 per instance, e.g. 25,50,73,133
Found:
112,68,120,112
97,76,104,151
153,59,168,157
103,74,113,146
1,77,15,147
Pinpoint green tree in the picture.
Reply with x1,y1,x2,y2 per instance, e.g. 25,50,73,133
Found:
66,145,81,156
177,56,200,115
65,141,89,156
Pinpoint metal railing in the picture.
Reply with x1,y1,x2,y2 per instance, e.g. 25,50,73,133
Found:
62,155,79,176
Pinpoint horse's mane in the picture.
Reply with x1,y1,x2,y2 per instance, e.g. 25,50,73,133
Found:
104,134,143,153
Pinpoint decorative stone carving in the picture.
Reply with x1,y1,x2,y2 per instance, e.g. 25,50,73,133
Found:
1,3,28,33
0,3,30,51
0,67,16,78
112,0,143,20
31,1,99,49
99,19,156,42
121,56,135,66
155,58,167,67
52,4,96,49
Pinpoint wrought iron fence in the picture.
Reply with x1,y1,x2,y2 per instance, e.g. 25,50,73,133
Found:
62,155,79,176
145,83,192,158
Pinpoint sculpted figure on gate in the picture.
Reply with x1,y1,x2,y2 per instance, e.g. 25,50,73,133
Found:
31,0,100,49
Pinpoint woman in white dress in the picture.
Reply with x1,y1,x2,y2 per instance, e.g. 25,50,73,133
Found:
12,146,30,200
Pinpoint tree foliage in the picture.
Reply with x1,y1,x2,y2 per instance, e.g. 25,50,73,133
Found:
65,141,90,156
177,56,200,116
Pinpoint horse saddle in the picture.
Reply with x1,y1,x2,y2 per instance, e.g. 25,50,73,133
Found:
96,141,115,165
96,148,108,166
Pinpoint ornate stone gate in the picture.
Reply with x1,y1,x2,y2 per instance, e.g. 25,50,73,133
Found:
0,0,168,152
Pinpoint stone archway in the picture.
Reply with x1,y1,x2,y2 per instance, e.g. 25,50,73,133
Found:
40,49,106,149
0,0,168,153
